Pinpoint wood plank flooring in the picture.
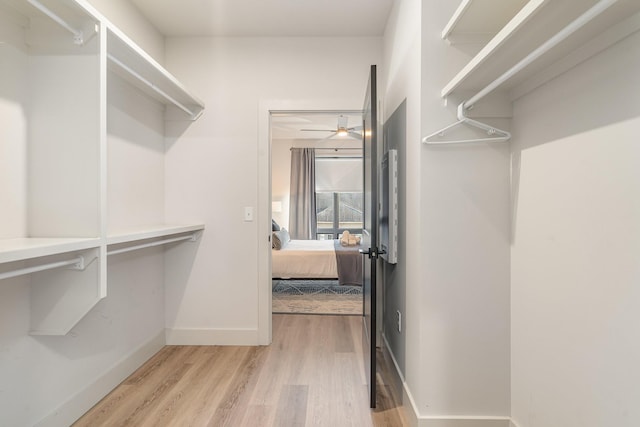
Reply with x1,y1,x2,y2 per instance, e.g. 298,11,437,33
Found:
74,314,407,427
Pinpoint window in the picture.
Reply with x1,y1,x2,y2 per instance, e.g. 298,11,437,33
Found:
315,156,363,240
316,192,363,239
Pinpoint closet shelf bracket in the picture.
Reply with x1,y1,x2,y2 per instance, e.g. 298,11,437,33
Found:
0,254,94,281
422,103,511,145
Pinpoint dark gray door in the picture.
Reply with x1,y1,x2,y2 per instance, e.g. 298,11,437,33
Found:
360,65,378,408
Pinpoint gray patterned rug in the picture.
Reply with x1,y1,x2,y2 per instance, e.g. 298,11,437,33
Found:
272,279,362,315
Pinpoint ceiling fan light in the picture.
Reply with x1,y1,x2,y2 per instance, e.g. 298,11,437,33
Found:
336,127,349,137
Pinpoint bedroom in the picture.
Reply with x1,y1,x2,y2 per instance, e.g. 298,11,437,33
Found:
269,111,365,315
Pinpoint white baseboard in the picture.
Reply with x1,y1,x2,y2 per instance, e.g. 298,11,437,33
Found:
35,330,165,427
381,335,512,427
382,334,420,427
165,327,259,345
417,418,511,427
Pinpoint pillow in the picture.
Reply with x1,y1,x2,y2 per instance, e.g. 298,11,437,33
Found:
272,219,281,231
272,228,290,250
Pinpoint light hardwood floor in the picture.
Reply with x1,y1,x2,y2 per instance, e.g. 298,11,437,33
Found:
74,314,407,426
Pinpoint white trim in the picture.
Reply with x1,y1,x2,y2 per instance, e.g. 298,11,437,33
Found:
418,419,510,427
34,330,165,427
165,327,259,345
382,334,419,427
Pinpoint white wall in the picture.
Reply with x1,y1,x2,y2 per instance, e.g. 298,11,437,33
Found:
0,42,27,238
417,0,511,422
107,73,165,232
163,37,382,343
510,31,640,427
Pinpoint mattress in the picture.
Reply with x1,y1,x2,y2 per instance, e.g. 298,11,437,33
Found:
272,239,337,279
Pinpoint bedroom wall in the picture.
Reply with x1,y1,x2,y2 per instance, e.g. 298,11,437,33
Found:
417,0,511,423
163,37,382,344
510,30,640,427
271,138,292,229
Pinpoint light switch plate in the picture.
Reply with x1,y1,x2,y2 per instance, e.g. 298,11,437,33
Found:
244,207,254,222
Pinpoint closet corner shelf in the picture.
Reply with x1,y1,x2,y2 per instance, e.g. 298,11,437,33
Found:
106,26,205,121
107,224,205,246
441,0,640,100
0,237,101,264
442,0,529,43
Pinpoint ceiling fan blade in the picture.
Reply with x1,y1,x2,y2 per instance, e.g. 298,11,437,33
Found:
300,128,337,132
317,132,338,141
348,131,363,140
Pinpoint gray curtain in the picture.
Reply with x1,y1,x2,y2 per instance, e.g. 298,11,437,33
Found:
289,148,317,240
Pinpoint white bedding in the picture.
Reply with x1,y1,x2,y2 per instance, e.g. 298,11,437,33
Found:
272,239,337,279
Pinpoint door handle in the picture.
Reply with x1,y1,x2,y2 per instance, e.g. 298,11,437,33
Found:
359,247,386,259
359,248,376,259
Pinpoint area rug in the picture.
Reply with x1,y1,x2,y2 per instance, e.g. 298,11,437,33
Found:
272,279,362,315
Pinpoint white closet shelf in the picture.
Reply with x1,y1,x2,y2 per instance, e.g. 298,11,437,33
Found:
0,237,101,264
442,0,529,43
441,0,640,99
107,224,205,246
107,28,205,121
2,0,95,35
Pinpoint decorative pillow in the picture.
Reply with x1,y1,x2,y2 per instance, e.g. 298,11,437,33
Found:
272,219,281,231
272,228,290,250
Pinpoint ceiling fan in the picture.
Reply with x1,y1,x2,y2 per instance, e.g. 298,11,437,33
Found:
300,115,363,140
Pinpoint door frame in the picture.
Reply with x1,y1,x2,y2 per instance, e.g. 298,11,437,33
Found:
257,99,364,345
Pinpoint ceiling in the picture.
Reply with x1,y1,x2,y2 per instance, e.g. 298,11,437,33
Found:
271,111,363,145
130,0,395,37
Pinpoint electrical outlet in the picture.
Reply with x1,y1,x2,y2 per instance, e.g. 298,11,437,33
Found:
396,310,402,333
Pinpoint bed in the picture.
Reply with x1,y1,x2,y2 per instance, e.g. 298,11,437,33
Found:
271,234,362,285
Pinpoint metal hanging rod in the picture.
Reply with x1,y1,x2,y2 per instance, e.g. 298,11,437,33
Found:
26,0,95,45
107,233,199,257
0,256,86,281
463,0,617,110
107,54,197,119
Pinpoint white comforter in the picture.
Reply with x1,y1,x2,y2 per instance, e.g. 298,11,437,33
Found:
272,239,337,279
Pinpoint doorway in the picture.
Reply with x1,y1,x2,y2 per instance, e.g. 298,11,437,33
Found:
269,111,364,316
